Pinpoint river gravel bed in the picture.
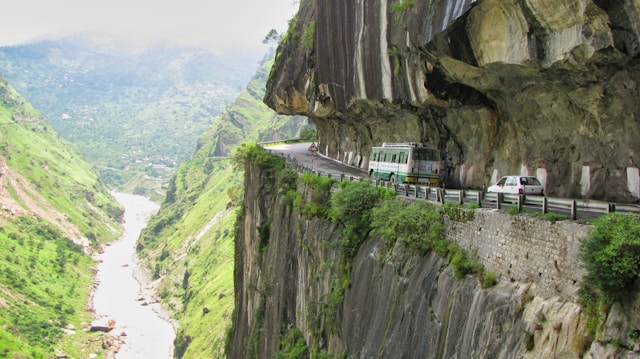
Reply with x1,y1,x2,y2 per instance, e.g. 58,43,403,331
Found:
91,192,175,358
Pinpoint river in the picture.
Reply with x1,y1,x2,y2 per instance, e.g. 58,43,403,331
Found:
92,192,175,358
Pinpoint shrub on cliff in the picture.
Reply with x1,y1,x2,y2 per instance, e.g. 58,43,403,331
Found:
296,172,335,219
372,199,444,255
231,142,286,197
231,142,284,172
580,213,640,305
371,198,484,280
328,181,394,259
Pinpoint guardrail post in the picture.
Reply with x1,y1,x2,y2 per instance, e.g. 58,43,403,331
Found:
415,185,419,198
476,191,482,207
404,184,409,196
542,196,548,214
458,191,464,205
517,195,524,212
497,193,502,210
608,203,616,213
393,183,398,194
571,200,577,220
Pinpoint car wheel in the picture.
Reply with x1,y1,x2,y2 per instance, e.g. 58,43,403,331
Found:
390,174,396,184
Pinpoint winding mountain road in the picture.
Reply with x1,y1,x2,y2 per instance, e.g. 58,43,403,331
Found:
263,141,640,220
265,142,366,178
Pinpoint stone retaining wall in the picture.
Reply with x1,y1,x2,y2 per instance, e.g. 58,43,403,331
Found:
446,209,592,301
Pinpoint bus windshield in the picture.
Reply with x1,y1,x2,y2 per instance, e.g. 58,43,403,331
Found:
412,148,437,161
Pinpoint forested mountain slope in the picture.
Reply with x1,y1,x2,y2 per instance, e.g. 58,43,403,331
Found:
0,35,263,197
136,49,309,358
0,76,122,357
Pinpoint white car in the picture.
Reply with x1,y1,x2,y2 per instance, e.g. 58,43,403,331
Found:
487,176,544,195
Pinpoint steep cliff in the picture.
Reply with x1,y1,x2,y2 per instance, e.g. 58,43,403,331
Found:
230,155,640,358
265,0,640,203
136,51,309,358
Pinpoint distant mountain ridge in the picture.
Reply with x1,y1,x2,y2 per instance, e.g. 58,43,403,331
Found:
0,35,266,195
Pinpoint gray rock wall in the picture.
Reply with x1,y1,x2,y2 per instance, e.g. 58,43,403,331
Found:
230,161,639,358
265,0,640,203
447,209,590,301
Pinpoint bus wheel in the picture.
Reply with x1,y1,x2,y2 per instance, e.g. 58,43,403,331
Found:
390,174,396,184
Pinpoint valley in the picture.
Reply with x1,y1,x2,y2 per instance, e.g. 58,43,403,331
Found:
3,0,640,358
0,35,265,198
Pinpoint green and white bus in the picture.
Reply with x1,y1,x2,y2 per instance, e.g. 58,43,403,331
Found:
368,142,440,185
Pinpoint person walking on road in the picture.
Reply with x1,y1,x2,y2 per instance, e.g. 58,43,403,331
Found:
308,142,318,155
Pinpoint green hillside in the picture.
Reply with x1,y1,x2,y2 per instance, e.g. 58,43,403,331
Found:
0,76,123,357
0,36,264,196
137,50,310,358
202,48,312,156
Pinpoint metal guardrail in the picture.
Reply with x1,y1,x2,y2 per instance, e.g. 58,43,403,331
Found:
267,146,640,221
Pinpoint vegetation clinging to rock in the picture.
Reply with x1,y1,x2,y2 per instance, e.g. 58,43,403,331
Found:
329,181,394,259
372,199,444,255
579,214,640,306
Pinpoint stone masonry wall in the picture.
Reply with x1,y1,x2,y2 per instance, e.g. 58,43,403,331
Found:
445,209,592,301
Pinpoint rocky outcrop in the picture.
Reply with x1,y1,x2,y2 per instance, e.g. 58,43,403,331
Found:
229,159,640,358
88,318,115,332
265,0,640,203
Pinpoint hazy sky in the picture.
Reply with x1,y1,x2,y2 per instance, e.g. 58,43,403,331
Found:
0,0,299,51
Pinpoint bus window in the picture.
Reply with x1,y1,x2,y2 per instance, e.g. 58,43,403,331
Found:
372,152,377,161
391,154,397,163
414,148,436,161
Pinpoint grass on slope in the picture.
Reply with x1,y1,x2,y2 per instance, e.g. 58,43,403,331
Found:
0,77,123,247
0,218,99,358
138,152,239,358
0,77,123,358
205,51,310,156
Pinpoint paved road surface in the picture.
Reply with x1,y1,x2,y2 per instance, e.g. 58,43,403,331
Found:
265,142,366,178
263,141,633,220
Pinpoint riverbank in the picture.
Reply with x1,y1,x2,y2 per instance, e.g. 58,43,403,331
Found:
91,192,176,358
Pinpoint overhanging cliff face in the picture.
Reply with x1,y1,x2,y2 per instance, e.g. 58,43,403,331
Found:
265,0,640,203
